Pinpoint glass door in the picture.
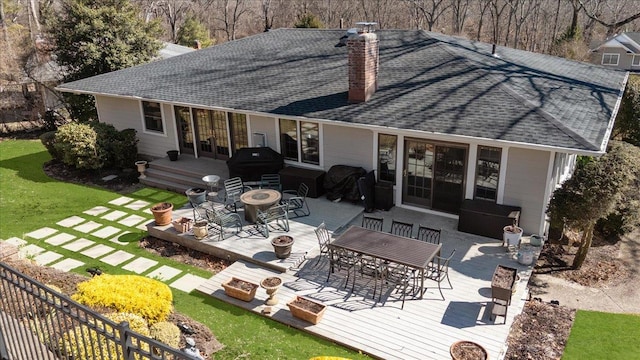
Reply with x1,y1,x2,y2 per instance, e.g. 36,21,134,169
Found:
402,139,434,207
432,145,466,213
193,109,230,159
174,106,194,154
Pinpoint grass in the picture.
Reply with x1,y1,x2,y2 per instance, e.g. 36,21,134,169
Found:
562,310,640,360
0,139,368,359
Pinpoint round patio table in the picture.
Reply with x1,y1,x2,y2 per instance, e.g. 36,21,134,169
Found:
240,189,282,223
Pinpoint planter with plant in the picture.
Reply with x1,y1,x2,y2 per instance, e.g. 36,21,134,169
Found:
271,235,294,259
503,224,523,247
221,277,259,302
449,340,488,360
172,217,193,233
192,221,208,240
150,202,173,226
287,296,327,325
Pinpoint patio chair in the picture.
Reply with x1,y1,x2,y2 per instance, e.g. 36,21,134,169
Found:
205,208,243,241
221,177,252,212
423,249,456,300
361,215,383,231
327,247,359,290
256,203,289,238
314,222,331,267
260,174,282,192
415,225,441,245
389,220,413,238
281,183,310,218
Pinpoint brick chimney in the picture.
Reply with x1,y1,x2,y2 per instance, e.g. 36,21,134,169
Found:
347,29,379,103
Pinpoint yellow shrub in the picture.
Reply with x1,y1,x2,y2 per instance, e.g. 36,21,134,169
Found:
149,321,180,348
72,274,173,324
105,312,150,337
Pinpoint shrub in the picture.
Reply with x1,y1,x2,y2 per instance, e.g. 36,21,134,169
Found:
149,321,180,348
72,274,173,324
58,324,103,360
92,122,121,168
39,131,61,160
53,122,104,169
112,128,138,169
105,312,150,336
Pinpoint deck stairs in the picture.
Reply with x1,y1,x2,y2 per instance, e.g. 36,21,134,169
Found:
139,155,230,194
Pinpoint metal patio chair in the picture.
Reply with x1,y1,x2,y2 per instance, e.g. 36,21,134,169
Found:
281,183,310,218
389,220,413,238
415,225,441,245
205,208,243,241
256,203,289,238
221,177,252,212
422,249,456,300
361,215,383,231
314,222,331,267
260,174,282,192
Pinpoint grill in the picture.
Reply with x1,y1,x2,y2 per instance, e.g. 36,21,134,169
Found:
226,147,284,181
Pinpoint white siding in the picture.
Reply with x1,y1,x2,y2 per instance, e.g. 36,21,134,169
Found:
248,115,277,148
502,147,552,235
95,96,177,158
323,124,373,170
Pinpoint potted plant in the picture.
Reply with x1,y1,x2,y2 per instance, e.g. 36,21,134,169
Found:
449,340,488,360
260,276,282,305
287,296,327,325
221,277,259,302
150,202,173,226
186,187,207,205
193,221,208,240
172,217,193,233
271,235,294,259
503,224,523,247
167,150,179,161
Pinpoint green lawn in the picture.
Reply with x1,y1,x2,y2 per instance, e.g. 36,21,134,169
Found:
0,139,368,360
563,310,640,360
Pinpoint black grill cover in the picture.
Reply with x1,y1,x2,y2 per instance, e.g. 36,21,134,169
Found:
226,147,284,181
324,165,366,202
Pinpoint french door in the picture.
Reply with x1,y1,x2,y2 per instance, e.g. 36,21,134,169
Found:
403,139,467,213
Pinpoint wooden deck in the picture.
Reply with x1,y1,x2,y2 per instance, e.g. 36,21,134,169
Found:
150,196,539,360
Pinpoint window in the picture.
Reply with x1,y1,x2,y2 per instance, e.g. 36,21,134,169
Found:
378,134,397,184
142,101,163,133
633,55,640,67
279,119,320,165
602,53,619,66
229,112,248,152
474,146,501,201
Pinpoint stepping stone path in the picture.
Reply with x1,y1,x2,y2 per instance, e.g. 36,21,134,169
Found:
1,196,209,293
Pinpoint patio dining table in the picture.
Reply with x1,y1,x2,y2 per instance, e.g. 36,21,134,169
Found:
330,225,442,300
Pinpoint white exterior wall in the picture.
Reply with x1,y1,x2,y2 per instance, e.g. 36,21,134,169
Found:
95,96,177,158
502,147,552,235
248,115,277,149
322,124,374,170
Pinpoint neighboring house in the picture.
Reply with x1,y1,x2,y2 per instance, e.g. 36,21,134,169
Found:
590,32,640,71
56,28,628,237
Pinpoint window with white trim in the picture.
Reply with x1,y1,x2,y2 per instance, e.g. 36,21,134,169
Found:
632,55,640,67
278,119,320,165
602,53,619,66
474,146,501,201
142,101,163,133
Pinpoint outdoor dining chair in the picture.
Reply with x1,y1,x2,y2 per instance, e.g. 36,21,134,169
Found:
256,203,289,238
221,177,252,212
423,249,456,300
362,215,384,231
314,222,331,267
416,225,441,245
327,247,360,290
281,183,310,218
260,174,282,192
205,208,243,241
389,220,413,238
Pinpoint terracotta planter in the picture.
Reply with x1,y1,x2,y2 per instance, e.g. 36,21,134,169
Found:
221,277,259,302
449,341,488,360
271,235,294,259
261,276,282,305
193,221,208,240
287,296,327,325
172,217,193,233
150,202,173,226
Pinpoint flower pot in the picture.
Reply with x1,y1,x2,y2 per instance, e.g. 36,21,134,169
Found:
193,221,208,240
172,217,193,233
150,202,173,226
449,340,488,360
167,150,179,161
186,187,207,205
491,264,518,305
517,244,534,265
261,276,282,305
135,160,147,179
287,296,327,325
530,234,544,247
271,235,294,259
222,277,259,302
503,225,523,247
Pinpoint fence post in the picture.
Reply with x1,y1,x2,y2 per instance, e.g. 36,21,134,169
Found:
0,321,9,360
119,321,134,360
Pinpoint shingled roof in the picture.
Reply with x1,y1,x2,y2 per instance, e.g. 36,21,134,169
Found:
58,29,628,153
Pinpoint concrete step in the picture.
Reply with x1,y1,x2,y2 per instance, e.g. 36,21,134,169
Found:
149,161,204,178
144,168,206,189
140,176,197,194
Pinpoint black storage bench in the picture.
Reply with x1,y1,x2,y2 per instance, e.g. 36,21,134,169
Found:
279,166,326,198
458,199,521,240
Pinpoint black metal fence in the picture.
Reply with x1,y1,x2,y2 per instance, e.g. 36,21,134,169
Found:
0,262,197,360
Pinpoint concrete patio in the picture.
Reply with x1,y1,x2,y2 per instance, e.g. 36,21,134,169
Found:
149,195,539,360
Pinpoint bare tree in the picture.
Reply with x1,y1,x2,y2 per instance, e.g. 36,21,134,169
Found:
476,0,492,41
407,0,452,31
158,0,193,43
214,0,250,41
508,0,537,48
450,0,469,34
579,0,640,36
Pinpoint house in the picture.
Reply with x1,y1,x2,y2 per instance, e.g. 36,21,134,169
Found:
590,32,640,71
56,27,628,237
